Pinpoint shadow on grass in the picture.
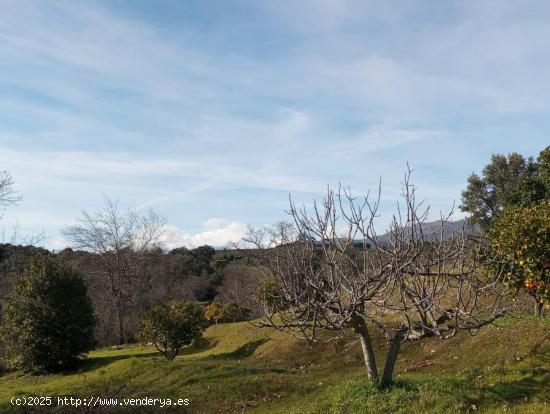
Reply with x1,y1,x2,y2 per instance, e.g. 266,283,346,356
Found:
208,339,268,360
80,350,160,371
178,337,219,356
76,337,221,373
376,378,418,392
481,374,550,405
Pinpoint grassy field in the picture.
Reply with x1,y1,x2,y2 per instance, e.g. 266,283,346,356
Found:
1,316,549,413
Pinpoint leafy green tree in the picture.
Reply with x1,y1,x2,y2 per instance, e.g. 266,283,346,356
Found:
169,245,217,276
0,260,96,372
191,245,216,275
489,200,550,316
138,300,206,360
460,151,546,228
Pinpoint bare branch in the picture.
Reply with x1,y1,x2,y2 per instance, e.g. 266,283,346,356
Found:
244,168,508,384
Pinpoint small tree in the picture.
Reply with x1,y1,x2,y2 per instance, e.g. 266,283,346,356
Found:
204,302,225,325
0,260,96,372
222,303,251,322
489,200,550,316
138,300,206,360
205,302,251,324
246,170,507,385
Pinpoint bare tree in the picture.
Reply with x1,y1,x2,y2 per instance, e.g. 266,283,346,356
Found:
246,169,507,385
63,198,166,345
1,221,46,246
0,171,20,211
0,171,46,246
216,263,261,316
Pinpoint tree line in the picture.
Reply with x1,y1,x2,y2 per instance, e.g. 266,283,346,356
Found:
0,146,547,383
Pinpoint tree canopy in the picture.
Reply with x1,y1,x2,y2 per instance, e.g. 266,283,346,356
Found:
460,149,548,228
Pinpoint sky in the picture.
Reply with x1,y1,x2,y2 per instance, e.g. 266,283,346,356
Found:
0,0,549,250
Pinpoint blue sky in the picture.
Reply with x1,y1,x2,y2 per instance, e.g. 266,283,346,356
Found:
0,0,549,249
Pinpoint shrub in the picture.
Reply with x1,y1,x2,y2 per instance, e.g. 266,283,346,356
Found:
254,277,286,313
0,260,96,372
204,302,225,324
138,300,206,360
204,302,251,324
222,303,251,322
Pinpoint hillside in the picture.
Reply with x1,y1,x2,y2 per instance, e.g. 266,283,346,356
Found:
1,316,548,413
374,218,476,246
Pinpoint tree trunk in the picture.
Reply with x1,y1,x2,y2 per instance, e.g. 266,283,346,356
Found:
116,302,125,345
109,271,125,345
535,298,543,317
381,327,407,386
352,315,378,381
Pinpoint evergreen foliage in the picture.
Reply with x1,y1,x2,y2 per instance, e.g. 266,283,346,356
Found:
138,300,206,360
0,259,96,372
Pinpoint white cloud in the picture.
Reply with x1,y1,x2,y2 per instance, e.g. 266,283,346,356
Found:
1,0,549,251
332,124,439,161
161,219,248,249
355,56,399,84
48,219,249,251
50,236,70,251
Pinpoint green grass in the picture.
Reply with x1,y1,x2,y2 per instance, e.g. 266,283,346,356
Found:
1,317,549,413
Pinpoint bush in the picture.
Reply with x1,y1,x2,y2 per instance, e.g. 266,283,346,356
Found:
489,200,550,316
138,300,206,360
0,259,96,372
204,302,251,324
254,277,287,313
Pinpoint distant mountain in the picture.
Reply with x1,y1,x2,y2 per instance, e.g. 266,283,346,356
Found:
374,218,478,246
308,219,477,249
